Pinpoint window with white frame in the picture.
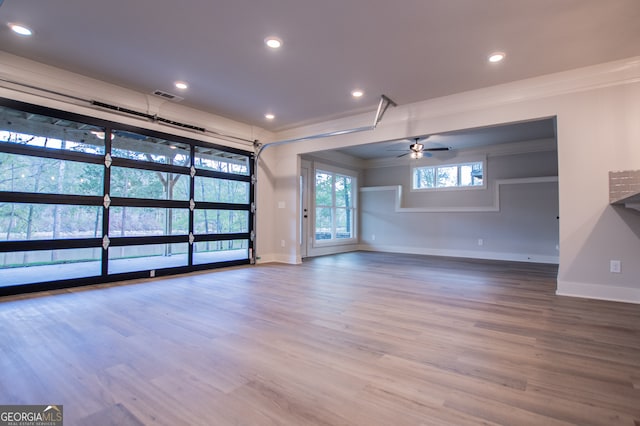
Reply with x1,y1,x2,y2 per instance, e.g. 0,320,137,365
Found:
413,160,484,190
315,168,356,242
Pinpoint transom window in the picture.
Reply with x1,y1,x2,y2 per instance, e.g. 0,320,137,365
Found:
413,161,484,190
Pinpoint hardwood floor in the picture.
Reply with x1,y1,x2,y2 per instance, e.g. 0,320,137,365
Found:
1,251,639,425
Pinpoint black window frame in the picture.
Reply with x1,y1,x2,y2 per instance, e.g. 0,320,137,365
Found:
0,98,255,296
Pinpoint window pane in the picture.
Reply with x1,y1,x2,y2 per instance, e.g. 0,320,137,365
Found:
0,204,102,241
460,165,473,186
1,247,102,286
414,162,484,190
194,210,249,234
314,169,356,242
414,167,435,189
109,207,188,237
315,171,333,206
194,147,249,176
0,153,104,196
335,208,353,239
471,162,483,186
0,105,105,155
193,240,249,264
112,130,191,165
110,167,190,200
108,243,188,274
335,175,352,207
437,166,458,187
459,162,484,186
315,207,332,240
194,176,249,204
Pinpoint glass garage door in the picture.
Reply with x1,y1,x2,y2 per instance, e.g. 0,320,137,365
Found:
0,99,254,295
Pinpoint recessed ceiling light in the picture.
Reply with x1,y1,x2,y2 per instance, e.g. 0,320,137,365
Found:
264,37,282,49
351,90,364,98
265,113,275,120
9,23,33,36
174,81,188,90
488,52,506,63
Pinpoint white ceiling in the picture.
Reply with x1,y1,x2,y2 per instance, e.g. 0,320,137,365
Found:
336,118,557,160
1,0,639,133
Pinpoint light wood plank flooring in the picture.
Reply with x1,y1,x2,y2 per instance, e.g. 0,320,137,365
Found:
1,252,639,425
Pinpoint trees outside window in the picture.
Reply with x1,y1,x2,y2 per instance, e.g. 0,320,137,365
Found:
0,102,253,290
413,161,484,190
315,169,356,242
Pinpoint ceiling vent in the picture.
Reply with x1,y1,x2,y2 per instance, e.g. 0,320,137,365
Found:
152,90,184,102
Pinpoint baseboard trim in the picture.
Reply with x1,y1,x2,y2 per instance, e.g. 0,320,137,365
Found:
556,281,640,304
256,253,301,265
358,244,559,264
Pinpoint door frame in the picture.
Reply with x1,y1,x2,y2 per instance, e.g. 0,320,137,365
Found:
300,160,311,258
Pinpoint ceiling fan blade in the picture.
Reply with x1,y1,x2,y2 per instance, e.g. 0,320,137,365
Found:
391,135,431,145
424,147,451,151
396,152,410,158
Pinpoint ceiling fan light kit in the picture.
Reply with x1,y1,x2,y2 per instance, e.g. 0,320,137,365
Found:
394,137,451,158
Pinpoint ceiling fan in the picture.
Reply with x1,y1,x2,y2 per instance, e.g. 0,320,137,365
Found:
395,137,451,159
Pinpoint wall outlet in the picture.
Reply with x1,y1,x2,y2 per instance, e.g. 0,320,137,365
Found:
372,234,376,241
478,238,484,246
281,239,286,248
610,260,621,273
150,269,155,278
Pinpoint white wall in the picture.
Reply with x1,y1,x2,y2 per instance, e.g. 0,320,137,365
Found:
554,83,640,302
267,56,640,303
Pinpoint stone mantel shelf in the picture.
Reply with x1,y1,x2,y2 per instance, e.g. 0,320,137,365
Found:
610,170,640,212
